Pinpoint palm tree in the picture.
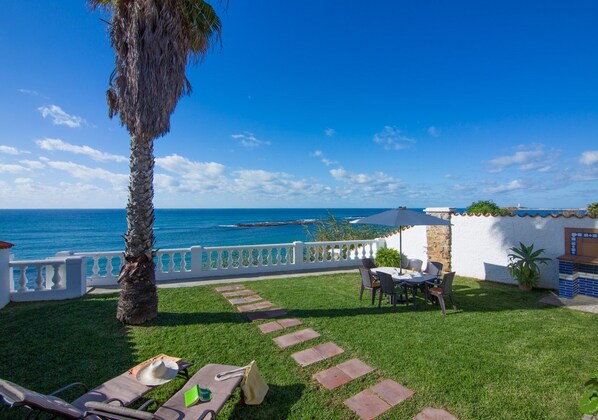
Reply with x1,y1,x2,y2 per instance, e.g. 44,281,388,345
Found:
90,0,222,324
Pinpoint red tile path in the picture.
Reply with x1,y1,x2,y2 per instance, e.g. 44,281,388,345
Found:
344,379,414,419
344,389,391,420
414,407,458,420
258,318,303,334
273,328,320,349
237,301,274,312
222,289,255,297
313,358,374,389
227,295,263,305
246,309,287,321
291,342,344,367
215,285,245,292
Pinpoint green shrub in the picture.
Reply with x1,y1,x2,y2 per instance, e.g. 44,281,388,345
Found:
587,202,598,218
306,213,392,241
579,372,598,416
465,200,512,216
375,247,407,268
507,242,550,288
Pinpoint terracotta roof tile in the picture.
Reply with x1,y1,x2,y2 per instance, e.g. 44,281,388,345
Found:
0,241,14,249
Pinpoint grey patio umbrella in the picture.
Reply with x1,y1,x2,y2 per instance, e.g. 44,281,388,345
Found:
352,207,450,274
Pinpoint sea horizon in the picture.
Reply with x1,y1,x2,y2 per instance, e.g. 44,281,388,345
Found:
0,207,584,261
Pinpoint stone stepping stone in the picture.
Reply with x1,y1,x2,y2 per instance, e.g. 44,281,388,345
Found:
222,289,255,297
227,295,263,305
237,301,274,312
291,342,344,367
215,285,245,292
258,318,303,334
246,309,287,321
344,379,414,419
370,379,414,407
314,358,374,390
273,328,320,349
414,407,458,420
344,389,391,420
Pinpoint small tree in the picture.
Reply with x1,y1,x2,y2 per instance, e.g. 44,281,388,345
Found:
465,200,512,216
306,213,391,241
587,202,598,218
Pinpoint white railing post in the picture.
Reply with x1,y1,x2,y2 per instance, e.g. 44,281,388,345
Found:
190,246,203,277
0,244,13,309
293,241,304,268
65,256,87,297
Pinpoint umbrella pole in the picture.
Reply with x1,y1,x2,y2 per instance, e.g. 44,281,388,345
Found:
399,228,403,274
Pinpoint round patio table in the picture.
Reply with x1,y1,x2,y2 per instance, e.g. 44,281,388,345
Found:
372,267,436,310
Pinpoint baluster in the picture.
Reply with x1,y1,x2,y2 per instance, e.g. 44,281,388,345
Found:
18,265,27,292
51,262,63,289
248,249,254,266
227,250,232,269
207,252,213,270
106,256,114,277
168,252,175,272
157,253,164,273
92,256,100,278
35,264,44,290
181,251,188,271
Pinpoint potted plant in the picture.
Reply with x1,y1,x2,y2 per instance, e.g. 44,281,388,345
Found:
507,242,550,291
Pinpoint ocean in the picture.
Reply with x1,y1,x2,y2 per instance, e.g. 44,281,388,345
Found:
0,208,387,260
0,207,579,261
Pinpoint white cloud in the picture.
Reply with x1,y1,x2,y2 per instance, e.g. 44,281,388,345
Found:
47,161,128,189
232,169,324,197
38,105,85,128
18,89,39,96
0,145,29,155
19,160,45,169
36,138,127,162
321,158,338,166
484,180,525,194
373,126,416,150
231,132,271,148
311,150,337,167
0,164,30,174
14,177,34,184
325,128,336,137
580,150,598,165
427,126,440,137
156,154,225,177
312,150,323,157
156,154,227,192
488,145,558,173
330,167,403,196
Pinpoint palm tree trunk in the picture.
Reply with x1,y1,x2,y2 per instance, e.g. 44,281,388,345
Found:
116,135,158,324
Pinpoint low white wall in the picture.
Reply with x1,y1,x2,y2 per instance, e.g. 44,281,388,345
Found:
384,226,429,267
0,249,11,309
451,215,598,288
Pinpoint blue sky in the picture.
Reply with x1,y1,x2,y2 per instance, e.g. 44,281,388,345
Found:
1,1,597,209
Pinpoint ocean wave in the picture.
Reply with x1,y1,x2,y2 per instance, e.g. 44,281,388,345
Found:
234,219,319,227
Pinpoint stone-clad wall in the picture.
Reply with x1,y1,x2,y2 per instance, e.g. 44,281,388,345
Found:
425,209,453,271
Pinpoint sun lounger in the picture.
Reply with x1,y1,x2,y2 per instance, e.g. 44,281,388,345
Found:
0,359,192,419
84,363,244,419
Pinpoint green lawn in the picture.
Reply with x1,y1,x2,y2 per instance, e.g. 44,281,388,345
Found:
1,273,596,419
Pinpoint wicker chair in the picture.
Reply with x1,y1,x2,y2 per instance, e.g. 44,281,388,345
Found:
359,266,380,305
426,271,457,316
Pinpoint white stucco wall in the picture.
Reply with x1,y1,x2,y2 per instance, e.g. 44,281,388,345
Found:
451,215,598,289
384,225,429,267
0,250,11,309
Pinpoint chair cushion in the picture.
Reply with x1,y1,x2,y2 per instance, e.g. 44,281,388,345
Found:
0,379,85,419
429,287,443,295
372,280,380,287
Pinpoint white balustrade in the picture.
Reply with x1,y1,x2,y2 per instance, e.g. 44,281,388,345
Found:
61,238,384,287
10,259,66,293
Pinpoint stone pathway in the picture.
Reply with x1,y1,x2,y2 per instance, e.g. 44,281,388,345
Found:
273,328,320,349
215,284,458,419
314,358,374,390
291,342,344,367
259,318,303,334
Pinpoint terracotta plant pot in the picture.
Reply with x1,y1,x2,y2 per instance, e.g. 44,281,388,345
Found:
518,284,532,292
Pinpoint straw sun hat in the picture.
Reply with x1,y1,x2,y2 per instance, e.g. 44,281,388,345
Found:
136,359,179,386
